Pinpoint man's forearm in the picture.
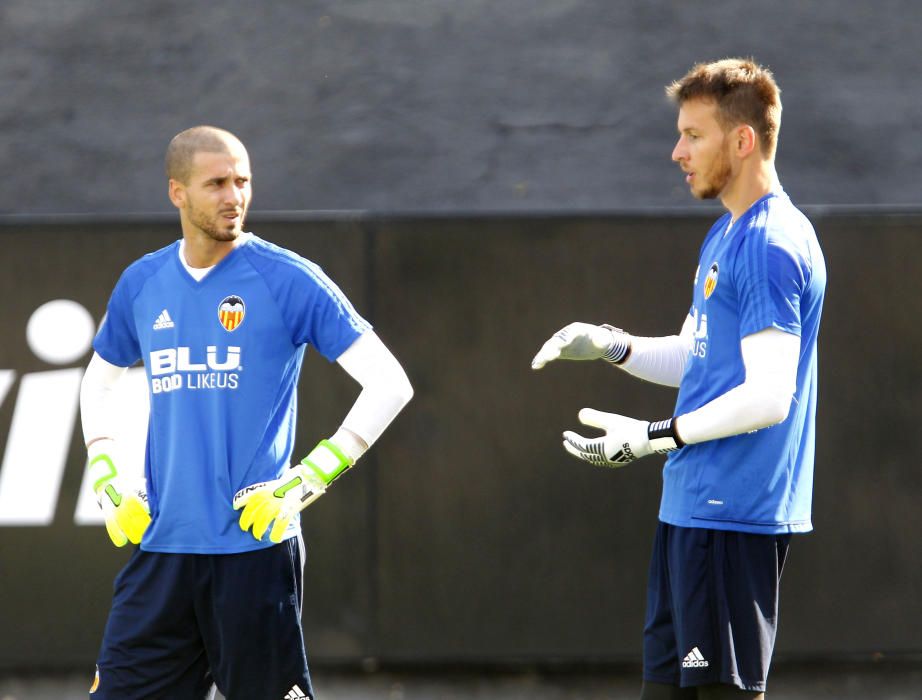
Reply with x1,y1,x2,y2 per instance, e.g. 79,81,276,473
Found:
335,331,414,456
674,327,799,444
620,333,690,387
80,352,129,445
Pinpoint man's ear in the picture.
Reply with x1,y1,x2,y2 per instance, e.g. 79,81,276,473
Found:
168,179,185,209
735,125,758,159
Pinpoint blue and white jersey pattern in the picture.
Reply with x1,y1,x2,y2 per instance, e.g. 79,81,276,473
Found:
94,235,369,553
660,190,826,534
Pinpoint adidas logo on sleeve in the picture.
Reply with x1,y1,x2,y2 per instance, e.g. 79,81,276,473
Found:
283,685,308,699
152,309,175,330
682,646,709,668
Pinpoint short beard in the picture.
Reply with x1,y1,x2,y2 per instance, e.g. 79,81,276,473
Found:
695,146,732,200
188,202,245,242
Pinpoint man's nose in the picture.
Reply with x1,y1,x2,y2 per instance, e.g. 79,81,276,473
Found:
671,137,686,162
225,184,244,206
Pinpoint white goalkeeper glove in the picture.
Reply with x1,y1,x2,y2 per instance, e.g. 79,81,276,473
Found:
531,322,631,369
233,439,354,543
562,408,683,467
87,439,151,547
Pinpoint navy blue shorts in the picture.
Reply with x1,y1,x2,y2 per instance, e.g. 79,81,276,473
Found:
91,537,312,700
642,522,790,692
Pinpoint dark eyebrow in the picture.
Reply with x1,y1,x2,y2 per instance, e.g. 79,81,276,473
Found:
203,173,250,186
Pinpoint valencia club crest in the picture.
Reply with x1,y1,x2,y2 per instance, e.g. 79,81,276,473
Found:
703,263,719,299
218,295,245,331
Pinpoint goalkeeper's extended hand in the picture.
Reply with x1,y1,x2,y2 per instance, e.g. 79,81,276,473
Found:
233,439,354,543
88,440,151,547
531,322,630,369
562,408,683,467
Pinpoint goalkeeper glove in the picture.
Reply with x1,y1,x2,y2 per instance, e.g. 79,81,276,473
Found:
87,440,151,547
233,439,354,544
562,408,683,467
531,322,631,369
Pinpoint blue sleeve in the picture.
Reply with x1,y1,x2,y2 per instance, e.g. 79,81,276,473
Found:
736,230,807,339
93,271,142,367
248,247,371,361
293,260,370,360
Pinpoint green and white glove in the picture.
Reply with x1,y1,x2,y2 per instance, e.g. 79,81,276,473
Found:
233,439,354,543
562,408,683,467
531,322,631,369
87,440,151,547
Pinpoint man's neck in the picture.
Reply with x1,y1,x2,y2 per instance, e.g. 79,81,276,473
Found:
721,163,779,222
181,230,239,268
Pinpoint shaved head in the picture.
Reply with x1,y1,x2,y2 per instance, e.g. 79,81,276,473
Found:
165,126,248,184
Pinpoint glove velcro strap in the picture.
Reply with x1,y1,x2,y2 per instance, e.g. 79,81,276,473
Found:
647,418,685,454
300,440,354,486
88,451,119,494
600,324,631,365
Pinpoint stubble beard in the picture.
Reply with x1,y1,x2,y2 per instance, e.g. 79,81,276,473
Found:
188,201,246,242
694,146,732,200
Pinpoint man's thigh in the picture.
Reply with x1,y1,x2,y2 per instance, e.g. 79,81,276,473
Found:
643,523,790,693
200,537,312,700
93,548,213,699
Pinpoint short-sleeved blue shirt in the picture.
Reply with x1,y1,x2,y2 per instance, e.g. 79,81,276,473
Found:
94,235,369,553
660,190,826,534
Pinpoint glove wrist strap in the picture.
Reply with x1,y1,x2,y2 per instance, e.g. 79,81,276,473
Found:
648,418,684,453
600,324,632,365
87,440,119,494
300,440,354,486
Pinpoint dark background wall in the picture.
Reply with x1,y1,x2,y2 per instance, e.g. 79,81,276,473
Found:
1,213,919,669
1,0,921,215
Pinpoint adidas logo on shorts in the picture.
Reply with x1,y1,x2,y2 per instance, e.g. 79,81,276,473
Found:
682,646,709,668
284,684,308,699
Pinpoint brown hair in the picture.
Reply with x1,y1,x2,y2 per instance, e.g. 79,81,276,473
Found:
165,126,246,183
666,58,781,158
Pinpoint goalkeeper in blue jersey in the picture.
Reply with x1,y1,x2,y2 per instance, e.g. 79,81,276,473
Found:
80,126,413,699
532,59,825,700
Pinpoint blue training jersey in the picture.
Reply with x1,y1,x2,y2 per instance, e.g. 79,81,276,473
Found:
94,234,369,553
659,190,826,534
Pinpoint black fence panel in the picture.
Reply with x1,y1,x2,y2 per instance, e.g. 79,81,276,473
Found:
0,212,918,670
